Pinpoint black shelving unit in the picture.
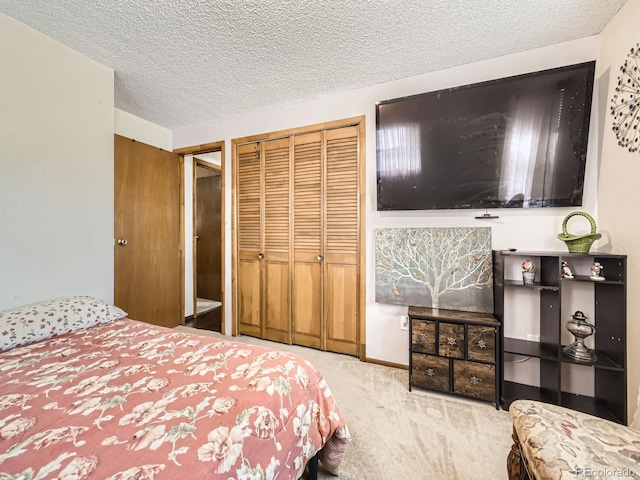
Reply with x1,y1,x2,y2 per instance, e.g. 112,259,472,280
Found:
493,250,627,424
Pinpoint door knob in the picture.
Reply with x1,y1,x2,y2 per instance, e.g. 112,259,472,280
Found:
258,253,264,259
117,238,128,246
317,255,324,261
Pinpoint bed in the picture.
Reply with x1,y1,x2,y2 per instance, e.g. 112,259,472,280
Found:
0,296,350,479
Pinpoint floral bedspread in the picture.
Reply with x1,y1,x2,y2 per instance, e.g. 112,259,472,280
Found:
0,318,350,479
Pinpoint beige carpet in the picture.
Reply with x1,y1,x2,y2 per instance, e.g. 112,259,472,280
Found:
175,326,513,480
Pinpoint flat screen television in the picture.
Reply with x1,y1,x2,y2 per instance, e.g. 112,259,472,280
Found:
376,61,596,211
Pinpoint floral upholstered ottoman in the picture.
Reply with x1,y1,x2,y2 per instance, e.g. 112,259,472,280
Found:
508,400,640,480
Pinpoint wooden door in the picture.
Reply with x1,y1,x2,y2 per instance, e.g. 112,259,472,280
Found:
233,118,363,355
324,127,359,355
196,173,222,301
262,138,291,343
237,142,262,337
292,132,323,349
114,135,182,328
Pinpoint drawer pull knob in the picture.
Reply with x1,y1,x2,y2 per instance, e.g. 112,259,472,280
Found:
419,333,428,341
447,337,457,346
476,340,487,349
426,368,435,377
470,375,481,385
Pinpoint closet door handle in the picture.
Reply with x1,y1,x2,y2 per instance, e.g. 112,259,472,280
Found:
258,253,264,260
317,255,324,262
117,238,128,246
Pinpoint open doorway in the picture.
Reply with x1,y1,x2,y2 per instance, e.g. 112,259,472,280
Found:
175,140,226,334
192,155,222,332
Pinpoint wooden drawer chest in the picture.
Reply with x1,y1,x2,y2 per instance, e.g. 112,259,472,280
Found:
409,306,500,408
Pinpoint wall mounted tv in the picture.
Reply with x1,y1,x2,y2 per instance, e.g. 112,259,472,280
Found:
376,61,596,211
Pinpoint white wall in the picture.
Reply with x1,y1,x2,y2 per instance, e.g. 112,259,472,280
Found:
0,14,114,310
174,36,603,366
115,108,172,151
597,0,640,424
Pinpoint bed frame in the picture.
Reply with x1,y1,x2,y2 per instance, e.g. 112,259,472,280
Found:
307,453,319,480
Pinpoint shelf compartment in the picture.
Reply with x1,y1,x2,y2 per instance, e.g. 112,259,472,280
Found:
560,392,623,424
504,279,559,291
558,347,623,371
560,275,624,285
502,380,557,408
595,369,626,424
504,337,557,360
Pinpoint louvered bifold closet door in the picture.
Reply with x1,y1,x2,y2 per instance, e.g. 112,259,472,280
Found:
324,126,359,356
292,132,323,349
262,138,292,343
237,142,262,337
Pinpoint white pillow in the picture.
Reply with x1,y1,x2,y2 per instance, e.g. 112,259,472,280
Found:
66,296,128,326
0,296,127,351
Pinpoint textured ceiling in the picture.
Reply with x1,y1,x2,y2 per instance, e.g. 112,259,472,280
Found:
0,0,628,131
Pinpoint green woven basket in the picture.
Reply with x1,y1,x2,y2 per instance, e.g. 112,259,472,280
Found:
557,211,602,254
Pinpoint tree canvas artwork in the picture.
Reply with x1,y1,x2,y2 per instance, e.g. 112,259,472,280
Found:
375,227,493,313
